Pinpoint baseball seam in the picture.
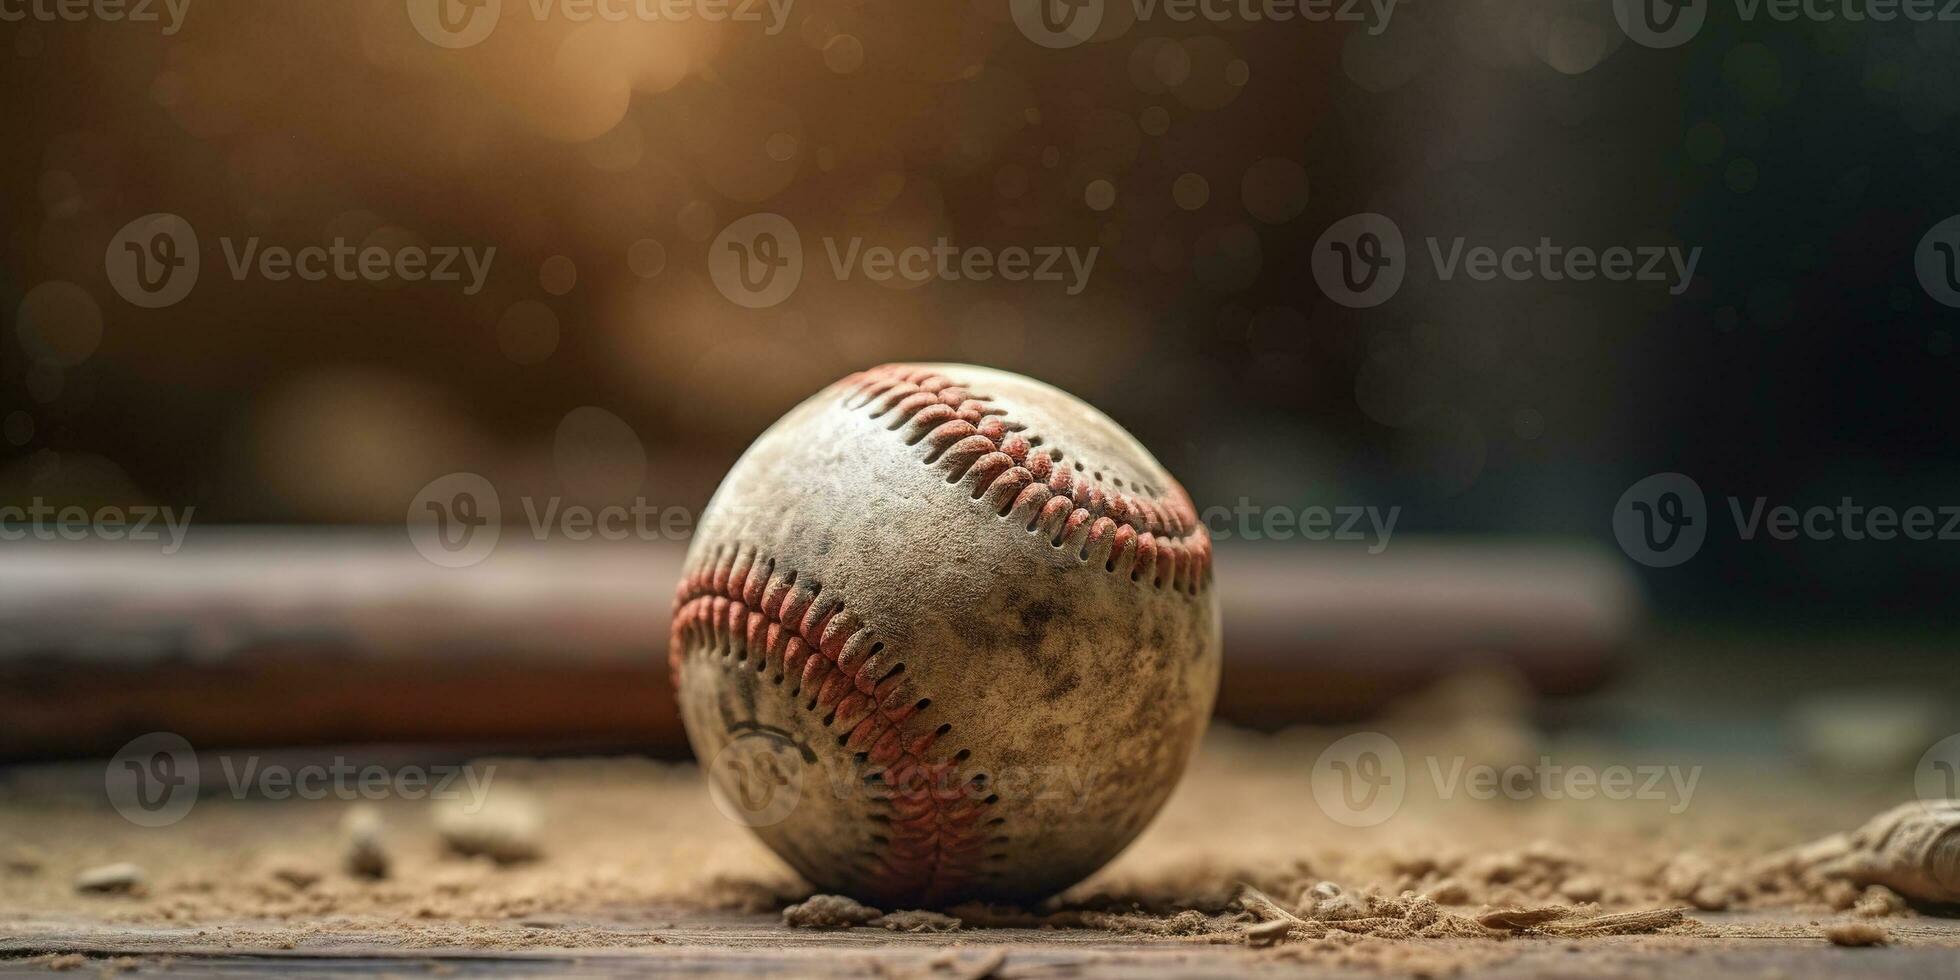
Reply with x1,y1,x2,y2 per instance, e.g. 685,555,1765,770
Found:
840,365,1213,595
672,545,1001,903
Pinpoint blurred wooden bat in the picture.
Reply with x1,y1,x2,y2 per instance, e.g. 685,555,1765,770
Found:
0,530,1638,760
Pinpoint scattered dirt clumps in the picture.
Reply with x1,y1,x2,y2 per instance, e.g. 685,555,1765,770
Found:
73,863,144,896
1823,920,1890,947
873,909,962,932
340,806,389,880
784,894,883,929
433,793,544,865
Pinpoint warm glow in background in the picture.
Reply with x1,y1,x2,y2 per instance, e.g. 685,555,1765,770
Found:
5,1,1958,624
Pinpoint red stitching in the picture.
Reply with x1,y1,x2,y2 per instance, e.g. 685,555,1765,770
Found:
840,364,1212,594
672,546,995,904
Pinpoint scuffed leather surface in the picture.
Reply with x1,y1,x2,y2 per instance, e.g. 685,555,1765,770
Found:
674,363,1221,907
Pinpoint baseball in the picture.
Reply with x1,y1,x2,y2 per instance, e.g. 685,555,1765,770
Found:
672,363,1221,907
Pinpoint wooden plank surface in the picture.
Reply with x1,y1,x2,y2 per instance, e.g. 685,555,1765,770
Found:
3,912,1959,978
5,728,1959,978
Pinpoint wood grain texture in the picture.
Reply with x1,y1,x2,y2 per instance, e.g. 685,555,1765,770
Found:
3,912,1959,979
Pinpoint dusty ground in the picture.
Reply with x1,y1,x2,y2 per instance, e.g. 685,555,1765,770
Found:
2,677,1956,976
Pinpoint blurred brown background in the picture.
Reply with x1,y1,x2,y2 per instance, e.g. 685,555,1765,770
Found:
5,0,1622,527
5,1,1960,757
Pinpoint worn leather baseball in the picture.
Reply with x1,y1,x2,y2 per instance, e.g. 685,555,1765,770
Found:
671,363,1220,907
